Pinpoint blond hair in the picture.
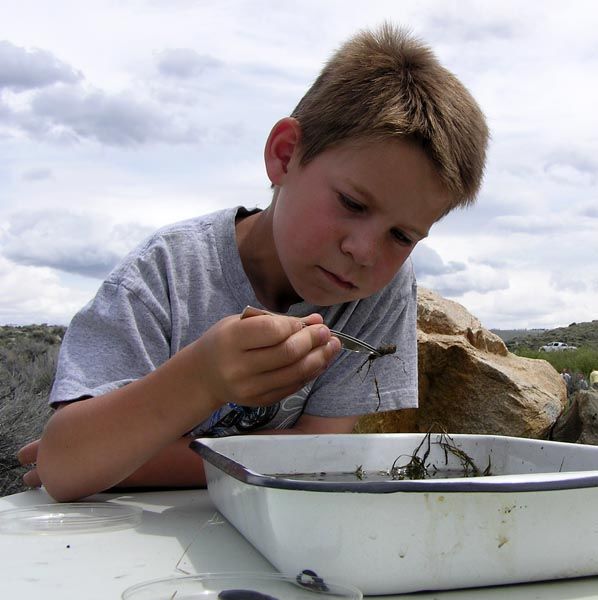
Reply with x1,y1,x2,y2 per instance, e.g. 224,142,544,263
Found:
291,23,489,209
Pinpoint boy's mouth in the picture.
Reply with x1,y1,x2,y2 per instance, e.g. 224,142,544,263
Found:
318,266,357,291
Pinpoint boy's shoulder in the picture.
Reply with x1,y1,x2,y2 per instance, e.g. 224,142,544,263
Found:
106,207,240,286
129,207,237,256
149,206,236,242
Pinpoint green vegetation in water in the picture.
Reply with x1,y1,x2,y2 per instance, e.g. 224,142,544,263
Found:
387,430,492,480
270,430,492,483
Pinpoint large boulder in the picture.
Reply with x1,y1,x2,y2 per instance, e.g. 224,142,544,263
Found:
356,287,566,438
551,390,598,444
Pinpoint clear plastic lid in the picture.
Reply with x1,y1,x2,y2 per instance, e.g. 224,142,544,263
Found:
122,571,362,600
0,502,142,534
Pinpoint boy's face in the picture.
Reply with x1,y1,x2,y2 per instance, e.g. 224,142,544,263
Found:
270,132,451,307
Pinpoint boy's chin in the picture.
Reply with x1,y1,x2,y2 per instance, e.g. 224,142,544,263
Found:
300,288,365,308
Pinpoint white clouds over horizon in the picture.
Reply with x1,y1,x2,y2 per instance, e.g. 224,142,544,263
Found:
1,0,597,329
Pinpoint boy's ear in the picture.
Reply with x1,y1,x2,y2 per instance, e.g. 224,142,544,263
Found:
264,117,302,185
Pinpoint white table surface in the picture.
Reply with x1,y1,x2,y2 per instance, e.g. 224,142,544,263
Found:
2,488,598,599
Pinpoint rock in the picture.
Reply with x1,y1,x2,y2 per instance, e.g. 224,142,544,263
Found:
551,390,598,444
355,287,567,438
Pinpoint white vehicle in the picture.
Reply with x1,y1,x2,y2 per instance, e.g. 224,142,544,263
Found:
539,341,577,352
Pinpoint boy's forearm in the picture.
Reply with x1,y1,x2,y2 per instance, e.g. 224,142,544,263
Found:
115,414,358,489
37,343,220,501
114,437,207,489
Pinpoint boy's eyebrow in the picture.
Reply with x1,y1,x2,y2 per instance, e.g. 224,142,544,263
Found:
346,179,430,240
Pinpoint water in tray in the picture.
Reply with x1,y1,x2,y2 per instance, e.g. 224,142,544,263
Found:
268,467,486,482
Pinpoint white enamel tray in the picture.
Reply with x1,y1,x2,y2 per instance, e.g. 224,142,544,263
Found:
192,433,598,595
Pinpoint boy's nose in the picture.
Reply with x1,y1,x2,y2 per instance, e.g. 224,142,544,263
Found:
340,229,380,266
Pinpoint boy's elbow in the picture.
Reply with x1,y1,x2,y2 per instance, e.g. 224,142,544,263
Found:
36,451,88,503
38,461,101,502
36,430,96,502
43,482,85,503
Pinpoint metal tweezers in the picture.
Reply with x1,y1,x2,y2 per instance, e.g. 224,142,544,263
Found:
241,306,382,357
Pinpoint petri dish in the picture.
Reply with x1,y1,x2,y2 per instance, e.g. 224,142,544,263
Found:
0,502,142,534
122,571,362,600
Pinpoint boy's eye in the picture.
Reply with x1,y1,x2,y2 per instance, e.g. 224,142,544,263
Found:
339,193,364,212
391,228,413,246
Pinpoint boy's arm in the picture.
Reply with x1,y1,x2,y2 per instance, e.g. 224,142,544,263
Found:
34,313,340,501
20,415,357,491
116,414,357,488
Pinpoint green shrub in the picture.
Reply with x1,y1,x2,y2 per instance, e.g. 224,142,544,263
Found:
513,346,598,379
0,326,61,497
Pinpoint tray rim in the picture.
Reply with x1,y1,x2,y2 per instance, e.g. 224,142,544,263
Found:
191,433,598,494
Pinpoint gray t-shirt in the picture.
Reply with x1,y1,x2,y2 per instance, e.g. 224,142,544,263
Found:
50,207,418,437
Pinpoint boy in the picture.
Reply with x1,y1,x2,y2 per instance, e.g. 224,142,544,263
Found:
18,23,488,501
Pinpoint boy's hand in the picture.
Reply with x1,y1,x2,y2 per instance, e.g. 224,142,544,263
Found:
17,439,42,488
194,310,341,409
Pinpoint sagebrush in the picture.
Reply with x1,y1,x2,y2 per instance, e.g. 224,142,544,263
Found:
0,325,64,497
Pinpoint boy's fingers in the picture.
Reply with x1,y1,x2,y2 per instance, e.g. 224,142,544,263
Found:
300,313,324,326
215,310,340,406
247,337,342,404
236,314,305,350
240,306,323,325
237,308,324,351
17,439,40,465
23,468,42,488
248,323,334,371
279,324,332,365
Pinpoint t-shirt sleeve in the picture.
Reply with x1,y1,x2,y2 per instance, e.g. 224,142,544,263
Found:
49,275,172,406
303,266,418,417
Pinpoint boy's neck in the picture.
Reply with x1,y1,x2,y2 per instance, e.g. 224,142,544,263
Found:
235,207,301,312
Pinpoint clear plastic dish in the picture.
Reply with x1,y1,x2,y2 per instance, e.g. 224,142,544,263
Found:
121,571,362,599
0,502,142,534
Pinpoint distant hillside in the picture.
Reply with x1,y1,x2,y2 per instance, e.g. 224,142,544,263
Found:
492,320,598,351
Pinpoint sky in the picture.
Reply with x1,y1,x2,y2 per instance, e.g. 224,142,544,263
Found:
1,0,597,330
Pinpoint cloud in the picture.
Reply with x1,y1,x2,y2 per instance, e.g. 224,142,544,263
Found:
549,270,589,294
411,244,466,276
26,85,202,145
1,1,597,330
0,210,153,279
0,42,205,146
413,243,509,297
469,256,509,269
466,286,568,329
492,215,567,235
426,12,517,43
0,255,92,325
581,205,598,218
424,268,510,297
156,48,223,79
21,167,53,181
0,41,81,91
412,243,508,298
544,153,597,187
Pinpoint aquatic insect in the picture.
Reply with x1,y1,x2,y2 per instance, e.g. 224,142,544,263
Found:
375,343,397,356
356,343,401,412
